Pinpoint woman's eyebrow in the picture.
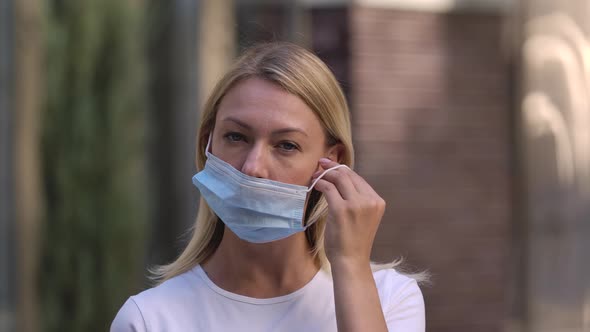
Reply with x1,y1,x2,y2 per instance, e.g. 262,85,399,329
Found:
222,117,252,130
272,127,308,137
222,117,308,137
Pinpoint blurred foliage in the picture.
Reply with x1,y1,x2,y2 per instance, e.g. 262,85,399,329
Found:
40,0,149,330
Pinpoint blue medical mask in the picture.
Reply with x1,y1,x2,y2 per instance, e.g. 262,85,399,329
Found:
192,137,346,243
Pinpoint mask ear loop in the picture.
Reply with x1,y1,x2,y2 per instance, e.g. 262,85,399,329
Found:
303,164,349,229
205,133,212,156
306,164,349,192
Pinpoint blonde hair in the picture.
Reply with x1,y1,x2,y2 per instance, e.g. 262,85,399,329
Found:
151,42,413,284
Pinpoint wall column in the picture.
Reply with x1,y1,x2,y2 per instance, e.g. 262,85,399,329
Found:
0,0,16,329
519,0,590,331
13,0,44,331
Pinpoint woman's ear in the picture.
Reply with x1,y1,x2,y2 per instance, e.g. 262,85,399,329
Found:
325,143,345,164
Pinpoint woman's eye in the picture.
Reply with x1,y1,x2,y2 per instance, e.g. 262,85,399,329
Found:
224,132,245,142
278,141,299,152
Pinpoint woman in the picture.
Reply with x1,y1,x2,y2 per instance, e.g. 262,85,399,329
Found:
112,42,425,331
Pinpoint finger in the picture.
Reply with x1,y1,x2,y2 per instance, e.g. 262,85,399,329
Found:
312,158,347,173
316,158,370,194
318,168,358,200
316,158,377,197
317,157,340,170
313,159,359,199
313,178,345,210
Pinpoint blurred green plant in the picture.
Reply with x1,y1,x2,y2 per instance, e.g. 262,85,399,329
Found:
40,0,149,330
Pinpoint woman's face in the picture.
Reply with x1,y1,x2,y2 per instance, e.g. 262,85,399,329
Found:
211,77,339,186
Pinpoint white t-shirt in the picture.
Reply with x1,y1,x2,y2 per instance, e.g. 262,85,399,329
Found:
111,265,425,332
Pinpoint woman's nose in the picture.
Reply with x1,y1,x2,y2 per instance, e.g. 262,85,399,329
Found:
240,144,269,179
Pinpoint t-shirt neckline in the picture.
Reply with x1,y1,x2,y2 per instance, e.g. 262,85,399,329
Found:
193,264,323,305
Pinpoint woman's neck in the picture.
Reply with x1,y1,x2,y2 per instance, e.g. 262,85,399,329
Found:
201,229,320,298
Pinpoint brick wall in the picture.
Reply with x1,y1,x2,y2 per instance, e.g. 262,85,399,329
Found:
316,7,512,331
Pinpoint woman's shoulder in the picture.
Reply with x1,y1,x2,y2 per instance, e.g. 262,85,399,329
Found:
373,267,419,289
110,267,201,332
372,268,425,330
132,268,197,304
372,268,424,311
111,296,146,332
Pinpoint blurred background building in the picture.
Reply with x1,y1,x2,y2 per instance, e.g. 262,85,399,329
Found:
0,0,589,331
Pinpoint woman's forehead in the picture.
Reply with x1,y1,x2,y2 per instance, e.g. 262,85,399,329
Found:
215,77,323,136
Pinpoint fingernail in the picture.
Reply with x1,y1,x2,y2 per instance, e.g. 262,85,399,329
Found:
319,158,332,164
